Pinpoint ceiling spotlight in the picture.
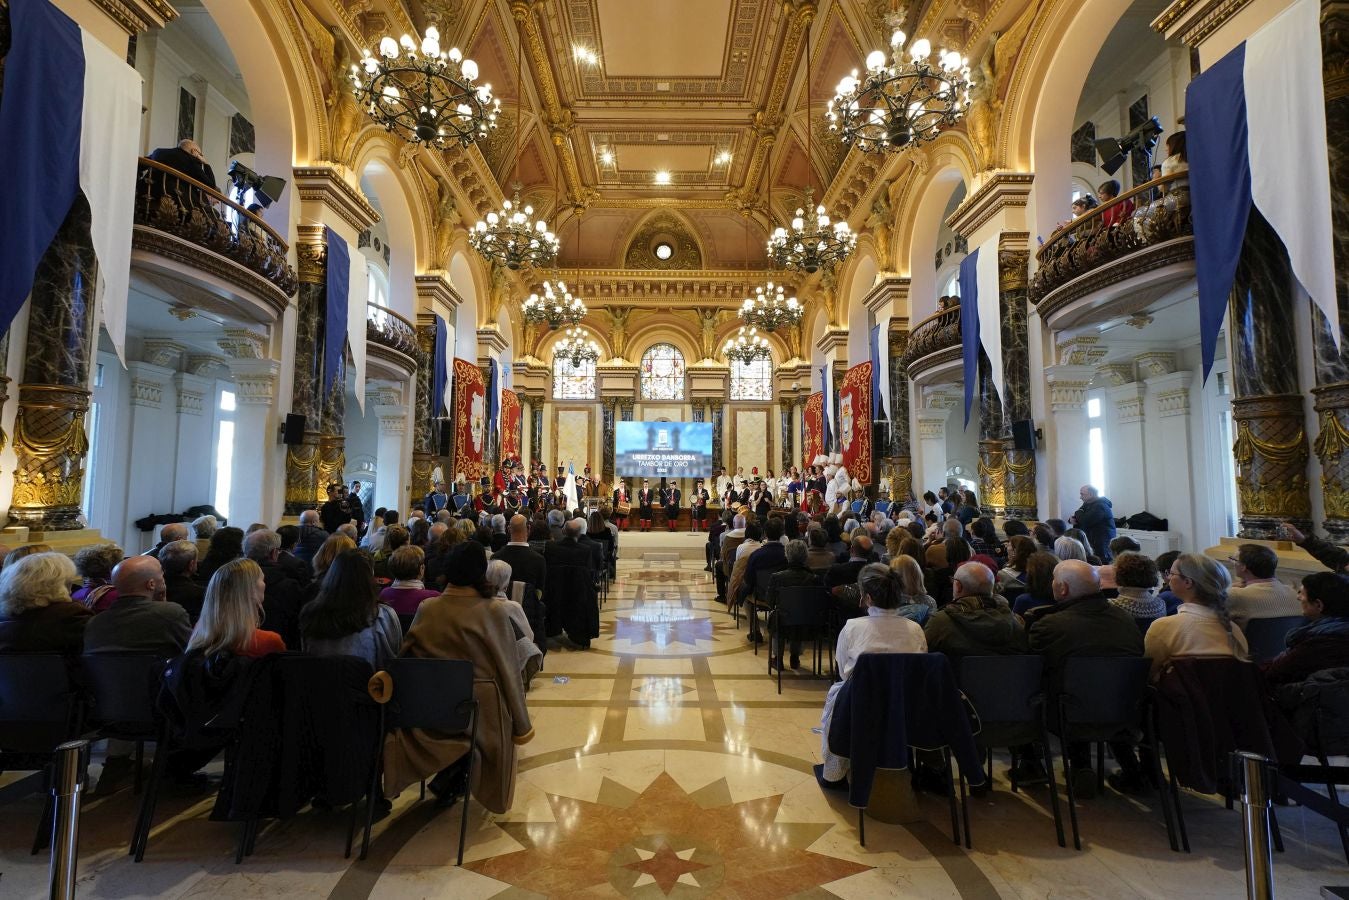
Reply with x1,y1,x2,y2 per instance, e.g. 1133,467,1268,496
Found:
573,46,599,66
599,149,614,165
654,171,671,185
716,151,732,165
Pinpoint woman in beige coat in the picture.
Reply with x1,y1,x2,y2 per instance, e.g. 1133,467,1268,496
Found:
380,541,534,813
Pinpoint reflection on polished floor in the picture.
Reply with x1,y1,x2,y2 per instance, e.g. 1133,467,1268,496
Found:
2,559,1347,898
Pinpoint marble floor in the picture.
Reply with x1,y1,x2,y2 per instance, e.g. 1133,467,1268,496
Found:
3,557,1348,898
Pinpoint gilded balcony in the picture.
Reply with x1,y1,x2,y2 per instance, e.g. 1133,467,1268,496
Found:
1031,172,1194,330
366,302,420,380
900,301,962,383
131,158,297,324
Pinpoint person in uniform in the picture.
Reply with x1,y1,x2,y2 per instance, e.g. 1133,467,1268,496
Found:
735,478,751,507
423,480,451,517
637,479,655,532
612,479,632,531
690,479,710,532
662,479,682,532
716,467,733,499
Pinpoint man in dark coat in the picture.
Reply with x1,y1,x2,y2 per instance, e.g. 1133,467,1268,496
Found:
739,516,789,642
765,538,822,668
662,481,681,532
160,539,207,622
244,529,305,649
319,483,351,535
1071,485,1118,561
147,139,218,190
493,515,547,592
637,479,656,532
293,510,329,565
543,519,598,646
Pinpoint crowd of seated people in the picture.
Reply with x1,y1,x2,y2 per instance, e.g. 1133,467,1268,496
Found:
0,484,619,818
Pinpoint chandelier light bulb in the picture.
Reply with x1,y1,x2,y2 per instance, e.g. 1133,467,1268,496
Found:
461,59,478,80
448,46,462,63
909,38,931,61
379,36,398,58
399,33,416,51
866,50,887,72
891,30,906,48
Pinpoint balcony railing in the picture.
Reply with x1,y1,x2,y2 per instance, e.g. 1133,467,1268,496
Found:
899,300,961,377
133,157,297,297
367,302,419,360
1029,171,1191,305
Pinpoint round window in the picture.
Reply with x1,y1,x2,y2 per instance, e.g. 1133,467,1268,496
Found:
653,241,674,261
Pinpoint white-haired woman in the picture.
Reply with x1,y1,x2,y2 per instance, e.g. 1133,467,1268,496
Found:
1145,552,1249,679
0,552,88,654
486,559,543,688
191,515,218,560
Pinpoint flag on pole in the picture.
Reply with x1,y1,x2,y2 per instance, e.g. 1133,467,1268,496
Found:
563,461,579,512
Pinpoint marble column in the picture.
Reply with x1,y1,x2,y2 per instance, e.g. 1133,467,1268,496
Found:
887,330,913,498
9,196,97,531
1309,1,1349,539
1045,364,1095,521
285,228,327,515
602,397,617,483
711,405,724,473
1230,211,1312,537
411,321,435,503
977,354,1007,517
226,357,281,529
780,398,796,473
375,400,409,513
997,245,1037,520
916,397,951,494
831,367,845,454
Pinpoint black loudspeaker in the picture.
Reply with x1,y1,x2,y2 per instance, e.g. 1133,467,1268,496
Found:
1011,419,1038,451
283,413,306,445
437,419,453,457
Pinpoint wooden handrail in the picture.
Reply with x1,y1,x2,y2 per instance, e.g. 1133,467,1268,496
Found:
1036,170,1188,261
908,303,960,335
366,300,415,333
136,156,289,251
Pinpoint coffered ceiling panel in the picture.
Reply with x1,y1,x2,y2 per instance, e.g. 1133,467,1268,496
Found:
614,144,714,172
593,0,732,77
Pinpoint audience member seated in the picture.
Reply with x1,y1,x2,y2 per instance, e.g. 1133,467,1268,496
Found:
493,515,547,596
805,525,836,572
819,563,929,784
146,522,190,559
299,549,402,670
0,552,91,655
925,518,964,568
1108,552,1165,634
73,543,123,612
148,139,219,190
1264,572,1349,686
197,527,244,583
1054,535,1089,563
1226,543,1300,630
191,515,218,560
293,510,328,564
274,525,312,586
84,555,191,655
968,517,1005,563
999,535,1036,594
727,522,765,616
485,559,543,688
1032,523,1056,552
764,539,824,669
1012,551,1059,620
1155,550,1184,615
543,518,600,648
890,554,937,621
382,541,534,812
741,517,789,642
379,546,441,616
310,534,356,591
160,539,207,622
372,525,410,581
243,529,304,649
925,561,1028,661
1145,553,1249,679
1029,560,1145,796
190,558,286,659
1098,178,1135,227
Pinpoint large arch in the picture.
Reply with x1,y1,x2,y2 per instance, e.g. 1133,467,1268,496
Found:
840,250,879,366
1000,0,1134,244
448,250,484,360
356,147,427,321
898,166,971,321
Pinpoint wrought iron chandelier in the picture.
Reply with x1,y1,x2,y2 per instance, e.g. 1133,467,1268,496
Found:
349,25,499,149
739,281,801,332
826,30,972,153
768,188,856,274
723,326,771,364
522,279,586,329
766,22,854,274
470,15,559,269
556,327,601,367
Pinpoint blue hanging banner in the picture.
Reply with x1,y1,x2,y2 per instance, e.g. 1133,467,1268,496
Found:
322,226,350,392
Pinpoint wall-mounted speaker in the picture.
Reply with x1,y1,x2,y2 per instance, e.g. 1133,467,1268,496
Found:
283,413,306,445
1011,419,1038,452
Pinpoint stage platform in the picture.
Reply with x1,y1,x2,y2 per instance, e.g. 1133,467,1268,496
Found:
614,529,709,562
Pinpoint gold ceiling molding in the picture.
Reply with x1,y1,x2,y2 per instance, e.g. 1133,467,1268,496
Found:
945,171,1034,239
862,275,910,316
414,273,466,317
92,0,176,35
552,269,784,306
510,0,586,205
623,213,704,269
293,166,381,232
1152,0,1256,47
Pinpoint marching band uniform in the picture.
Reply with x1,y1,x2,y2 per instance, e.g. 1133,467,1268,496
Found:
662,483,681,532
637,481,655,532
690,481,710,531
612,482,632,531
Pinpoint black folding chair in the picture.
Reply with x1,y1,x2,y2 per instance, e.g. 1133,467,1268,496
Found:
81,653,166,799
363,658,479,865
957,655,1065,847
0,654,86,855
1242,615,1306,664
1049,656,1153,850
766,586,831,693
398,612,417,635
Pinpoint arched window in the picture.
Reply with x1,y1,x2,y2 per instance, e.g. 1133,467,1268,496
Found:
366,262,389,309
729,356,773,401
553,352,596,400
640,343,686,400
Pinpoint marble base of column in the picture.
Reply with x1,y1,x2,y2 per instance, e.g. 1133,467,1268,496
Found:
1312,382,1349,541
977,439,1007,519
9,385,92,530
0,376,10,459
285,431,321,516
1231,393,1312,538
316,434,347,505
1003,444,1038,521
411,451,434,504
883,455,913,502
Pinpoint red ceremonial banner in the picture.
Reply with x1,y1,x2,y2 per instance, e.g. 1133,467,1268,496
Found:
839,362,873,484
452,357,486,480
803,391,824,470
500,388,521,463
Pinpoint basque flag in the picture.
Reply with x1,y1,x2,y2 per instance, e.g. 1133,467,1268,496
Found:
0,0,142,363
1188,0,1337,381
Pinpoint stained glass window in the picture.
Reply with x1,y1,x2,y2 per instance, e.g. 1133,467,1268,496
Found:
639,343,686,400
553,353,596,399
729,356,773,401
